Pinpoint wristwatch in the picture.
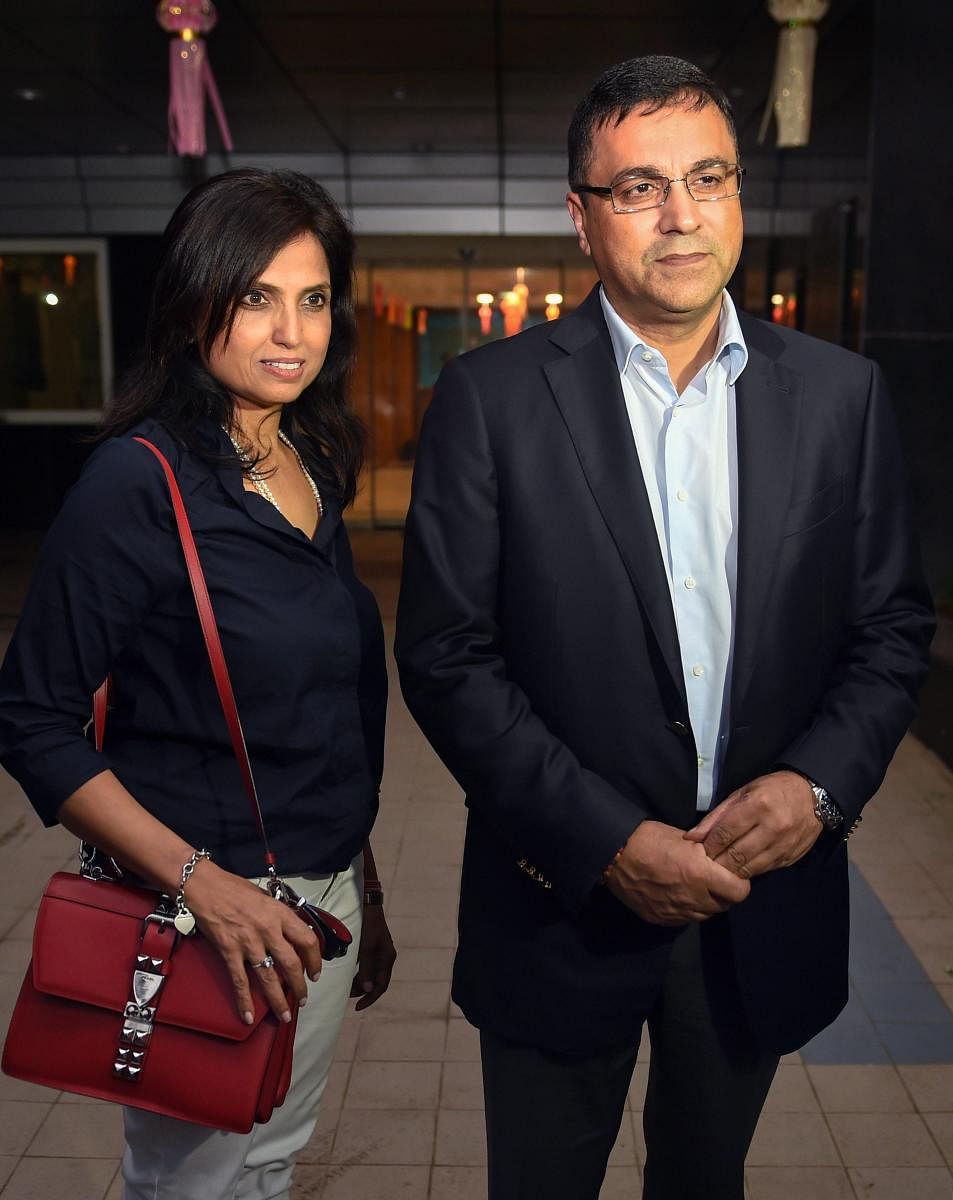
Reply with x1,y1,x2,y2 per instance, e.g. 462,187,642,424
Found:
809,781,844,831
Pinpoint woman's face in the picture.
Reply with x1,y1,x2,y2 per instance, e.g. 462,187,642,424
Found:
206,233,332,416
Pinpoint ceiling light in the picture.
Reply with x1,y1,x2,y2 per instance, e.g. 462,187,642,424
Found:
44,293,59,306
15,88,42,102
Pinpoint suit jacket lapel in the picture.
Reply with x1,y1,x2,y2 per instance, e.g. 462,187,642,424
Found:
731,316,803,718
544,290,686,708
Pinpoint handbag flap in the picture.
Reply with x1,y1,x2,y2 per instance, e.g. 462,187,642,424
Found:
33,873,269,1042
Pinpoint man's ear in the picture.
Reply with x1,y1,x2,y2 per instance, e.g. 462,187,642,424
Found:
566,192,592,258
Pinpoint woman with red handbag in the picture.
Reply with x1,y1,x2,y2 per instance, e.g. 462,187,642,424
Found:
0,168,395,1198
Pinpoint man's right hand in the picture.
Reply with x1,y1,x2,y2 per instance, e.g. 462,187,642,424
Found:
604,820,751,925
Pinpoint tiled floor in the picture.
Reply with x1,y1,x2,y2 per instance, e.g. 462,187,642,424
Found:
0,532,951,1198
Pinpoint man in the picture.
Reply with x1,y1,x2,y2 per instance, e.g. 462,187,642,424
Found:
395,56,933,1200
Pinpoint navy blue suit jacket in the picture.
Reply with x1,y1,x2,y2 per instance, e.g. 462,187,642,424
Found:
395,288,934,1055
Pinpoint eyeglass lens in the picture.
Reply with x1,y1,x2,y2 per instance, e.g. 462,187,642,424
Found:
612,165,742,211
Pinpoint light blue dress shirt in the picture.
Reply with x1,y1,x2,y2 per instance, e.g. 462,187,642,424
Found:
599,287,749,810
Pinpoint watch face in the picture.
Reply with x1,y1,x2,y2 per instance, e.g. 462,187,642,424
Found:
813,787,843,830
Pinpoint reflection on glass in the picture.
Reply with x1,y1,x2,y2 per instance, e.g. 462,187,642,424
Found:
0,243,110,414
349,260,597,527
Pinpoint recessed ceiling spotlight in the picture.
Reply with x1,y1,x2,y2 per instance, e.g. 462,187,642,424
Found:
14,87,42,102
391,86,408,102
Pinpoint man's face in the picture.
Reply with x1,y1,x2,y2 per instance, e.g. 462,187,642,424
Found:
567,100,743,332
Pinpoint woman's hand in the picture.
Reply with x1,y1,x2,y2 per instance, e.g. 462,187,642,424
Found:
182,860,323,1024
57,772,323,1026
350,904,396,1010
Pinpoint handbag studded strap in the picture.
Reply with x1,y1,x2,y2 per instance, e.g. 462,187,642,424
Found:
92,436,277,871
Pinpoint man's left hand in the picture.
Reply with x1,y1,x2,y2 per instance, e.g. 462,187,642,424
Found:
350,905,397,1010
683,770,823,879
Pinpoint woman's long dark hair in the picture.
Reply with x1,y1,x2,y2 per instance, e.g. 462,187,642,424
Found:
100,168,364,507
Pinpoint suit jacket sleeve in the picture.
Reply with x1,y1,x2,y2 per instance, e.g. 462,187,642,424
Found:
777,360,934,828
395,356,645,911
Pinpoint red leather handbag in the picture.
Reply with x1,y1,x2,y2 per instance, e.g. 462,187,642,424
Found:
1,437,350,1134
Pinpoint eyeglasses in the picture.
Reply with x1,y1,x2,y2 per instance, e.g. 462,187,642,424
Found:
574,164,745,213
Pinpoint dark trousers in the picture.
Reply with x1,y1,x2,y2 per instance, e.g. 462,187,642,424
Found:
479,922,779,1200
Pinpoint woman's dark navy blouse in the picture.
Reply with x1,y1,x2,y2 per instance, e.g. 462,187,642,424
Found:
0,418,387,877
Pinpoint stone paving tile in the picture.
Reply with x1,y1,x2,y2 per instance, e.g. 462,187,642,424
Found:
443,1019,480,1062
391,947,455,983
356,1017,448,1062
746,1113,840,1167
848,1166,953,1197
25,1101,124,1158
434,1109,486,1167
762,1064,820,1113
370,980,451,1020
598,1166,643,1197
429,1166,487,1200
439,1061,484,1110
296,1103,339,1165
344,1061,441,1110
923,1113,953,1169
897,1064,953,1112
806,1064,914,1113
826,1112,944,1167
744,1166,855,1199
320,1163,429,1199
0,1104,51,1159
0,1157,117,1200
330,1108,436,1165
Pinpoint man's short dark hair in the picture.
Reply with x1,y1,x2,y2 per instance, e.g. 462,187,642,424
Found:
568,55,738,190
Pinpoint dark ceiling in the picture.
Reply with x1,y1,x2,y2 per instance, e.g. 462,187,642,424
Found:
1,0,871,162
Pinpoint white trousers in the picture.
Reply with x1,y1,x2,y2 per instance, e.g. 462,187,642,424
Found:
122,860,362,1200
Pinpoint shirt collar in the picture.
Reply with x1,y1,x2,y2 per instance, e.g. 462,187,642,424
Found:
599,285,748,387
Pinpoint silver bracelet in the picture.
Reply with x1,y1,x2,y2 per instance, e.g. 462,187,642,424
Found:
173,848,211,936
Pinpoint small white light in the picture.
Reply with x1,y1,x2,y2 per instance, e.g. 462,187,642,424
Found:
476,293,494,305
770,293,785,306
544,293,563,305
44,292,59,306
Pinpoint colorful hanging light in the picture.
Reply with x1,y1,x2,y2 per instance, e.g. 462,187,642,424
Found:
156,1,233,157
63,255,77,288
545,292,563,321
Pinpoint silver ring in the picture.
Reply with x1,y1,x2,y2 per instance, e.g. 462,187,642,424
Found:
249,955,275,970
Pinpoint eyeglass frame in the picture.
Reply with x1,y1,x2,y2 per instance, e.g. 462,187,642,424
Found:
572,164,746,214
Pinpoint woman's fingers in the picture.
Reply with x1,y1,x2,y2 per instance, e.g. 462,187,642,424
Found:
280,910,324,983
183,863,320,1021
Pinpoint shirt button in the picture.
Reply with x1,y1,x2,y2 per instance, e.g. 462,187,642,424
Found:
692,664,705,677
641,350,653,362
676,488,687,501
684,576,697,590
697,755,705,768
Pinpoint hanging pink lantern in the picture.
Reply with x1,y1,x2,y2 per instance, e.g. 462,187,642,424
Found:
156,1,233,157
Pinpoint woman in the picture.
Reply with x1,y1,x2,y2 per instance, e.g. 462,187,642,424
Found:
0,168,394,1198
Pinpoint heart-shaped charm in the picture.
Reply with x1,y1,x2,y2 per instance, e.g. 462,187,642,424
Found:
174,910,196,936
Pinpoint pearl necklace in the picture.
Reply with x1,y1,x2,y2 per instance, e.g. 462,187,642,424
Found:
223,427,323,520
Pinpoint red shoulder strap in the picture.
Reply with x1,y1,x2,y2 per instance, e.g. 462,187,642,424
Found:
93,436,276,870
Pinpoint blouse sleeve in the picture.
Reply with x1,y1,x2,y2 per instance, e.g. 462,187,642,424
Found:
0,437,177,825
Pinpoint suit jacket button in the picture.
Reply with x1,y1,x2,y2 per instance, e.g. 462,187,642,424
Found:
668,720,690,737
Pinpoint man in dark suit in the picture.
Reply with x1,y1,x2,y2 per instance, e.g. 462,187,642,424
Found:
395,56,933,1200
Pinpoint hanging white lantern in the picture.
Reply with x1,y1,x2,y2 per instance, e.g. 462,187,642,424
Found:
759,0,829,149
